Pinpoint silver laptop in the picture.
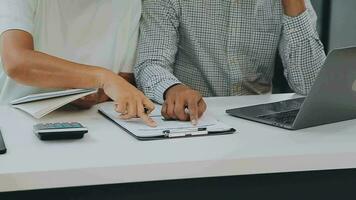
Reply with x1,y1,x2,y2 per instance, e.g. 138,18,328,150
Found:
226,47,356,130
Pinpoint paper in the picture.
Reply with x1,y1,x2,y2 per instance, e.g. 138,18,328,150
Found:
12,89,97,119
98,102,233,138
10,89,96,105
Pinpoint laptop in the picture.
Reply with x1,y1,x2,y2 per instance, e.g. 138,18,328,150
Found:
226,47,356,130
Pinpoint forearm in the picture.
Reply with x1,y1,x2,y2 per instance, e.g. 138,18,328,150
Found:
280,39,325,95
3,49,110,89
279,6,326,95
135,0,182,103
135,61,181,104
1,30,117,90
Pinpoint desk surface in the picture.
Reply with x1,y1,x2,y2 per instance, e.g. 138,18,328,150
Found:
1,93,356,192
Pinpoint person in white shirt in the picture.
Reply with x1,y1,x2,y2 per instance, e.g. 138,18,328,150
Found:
0,0,156,126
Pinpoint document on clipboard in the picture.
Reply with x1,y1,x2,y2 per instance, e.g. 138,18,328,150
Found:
97,102,236,141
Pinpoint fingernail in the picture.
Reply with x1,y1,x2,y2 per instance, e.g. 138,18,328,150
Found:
191,119,197,126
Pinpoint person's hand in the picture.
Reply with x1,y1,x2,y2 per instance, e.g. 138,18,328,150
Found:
100,71,157,127
119,72,136,86
162,84,207,125
70,89,110,109
282,0,306,17
71,73,135,109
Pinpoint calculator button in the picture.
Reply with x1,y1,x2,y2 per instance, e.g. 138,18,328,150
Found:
40,124,49,129
70,123,83,128
54,123,63,128
63,123,72,128
48,124,57,129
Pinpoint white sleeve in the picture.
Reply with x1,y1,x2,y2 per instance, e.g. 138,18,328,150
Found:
0,0,37,36
119,1,141,73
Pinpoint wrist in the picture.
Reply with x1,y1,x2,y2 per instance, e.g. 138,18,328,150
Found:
164,84,187,100
94,68,115,89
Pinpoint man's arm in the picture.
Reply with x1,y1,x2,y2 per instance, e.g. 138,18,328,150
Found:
279,0,327,95
134,0,181,104
134,0,206,124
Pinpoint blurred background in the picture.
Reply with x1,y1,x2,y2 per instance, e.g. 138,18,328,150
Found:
313,0,356,51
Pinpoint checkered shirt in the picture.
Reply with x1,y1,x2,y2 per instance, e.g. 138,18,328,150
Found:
134,0,326,104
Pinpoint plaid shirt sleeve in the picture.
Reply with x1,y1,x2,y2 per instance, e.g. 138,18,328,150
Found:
134,0,181,104
279,0,327,95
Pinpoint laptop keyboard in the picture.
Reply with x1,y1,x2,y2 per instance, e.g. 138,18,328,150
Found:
258,109,300,126
226,97,305,128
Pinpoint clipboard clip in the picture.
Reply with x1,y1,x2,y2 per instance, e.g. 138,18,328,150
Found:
162,127,208,138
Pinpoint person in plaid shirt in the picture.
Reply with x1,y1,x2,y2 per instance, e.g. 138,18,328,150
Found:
135,0,326,124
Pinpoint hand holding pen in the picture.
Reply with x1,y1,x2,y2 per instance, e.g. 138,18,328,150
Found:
161,84,207,125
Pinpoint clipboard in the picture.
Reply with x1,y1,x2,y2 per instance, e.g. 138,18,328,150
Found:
97,102,236,141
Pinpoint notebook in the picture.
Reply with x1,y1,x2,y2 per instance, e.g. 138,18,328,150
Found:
11,89,97,119
98,102,236,140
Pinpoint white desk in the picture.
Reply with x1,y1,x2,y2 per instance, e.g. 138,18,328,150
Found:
1,93,356,192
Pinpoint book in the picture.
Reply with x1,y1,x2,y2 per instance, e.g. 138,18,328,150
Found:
98,102,236,140
11,89,97,119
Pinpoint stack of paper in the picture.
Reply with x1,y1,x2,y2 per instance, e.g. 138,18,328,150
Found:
11,89,97,119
